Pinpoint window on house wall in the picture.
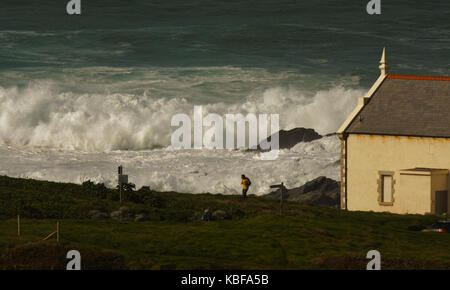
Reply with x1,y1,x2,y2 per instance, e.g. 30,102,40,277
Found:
378,171,395,206
382,175,393,203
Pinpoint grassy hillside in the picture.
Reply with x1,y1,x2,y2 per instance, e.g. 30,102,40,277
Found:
0,175,449,270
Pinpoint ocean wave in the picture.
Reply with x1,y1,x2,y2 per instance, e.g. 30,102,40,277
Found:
0,79,363,151
0,135,341,195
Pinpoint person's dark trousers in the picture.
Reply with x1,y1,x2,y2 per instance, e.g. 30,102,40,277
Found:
242,188,248,199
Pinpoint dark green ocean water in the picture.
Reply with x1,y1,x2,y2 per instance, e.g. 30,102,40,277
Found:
0,0,448,148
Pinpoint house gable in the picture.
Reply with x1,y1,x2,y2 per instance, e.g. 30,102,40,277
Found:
345,75,450,138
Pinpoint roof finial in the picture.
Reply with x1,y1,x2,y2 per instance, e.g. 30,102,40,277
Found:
379,47,388,76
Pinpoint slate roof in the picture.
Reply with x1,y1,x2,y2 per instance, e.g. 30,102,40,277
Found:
346,74,450,138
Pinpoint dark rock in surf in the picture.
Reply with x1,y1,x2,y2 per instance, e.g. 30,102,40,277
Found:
256,127,322,150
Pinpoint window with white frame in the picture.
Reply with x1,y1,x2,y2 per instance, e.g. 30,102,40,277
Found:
382,175,393,203
378,172,395,205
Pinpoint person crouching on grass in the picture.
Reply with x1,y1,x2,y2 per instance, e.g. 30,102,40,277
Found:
241,175,251,199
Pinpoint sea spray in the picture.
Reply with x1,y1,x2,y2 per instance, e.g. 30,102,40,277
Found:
0,135,341,195
0,80,363,151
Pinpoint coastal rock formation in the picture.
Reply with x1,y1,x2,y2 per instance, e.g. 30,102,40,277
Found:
258,127,322,150
265,176,340,208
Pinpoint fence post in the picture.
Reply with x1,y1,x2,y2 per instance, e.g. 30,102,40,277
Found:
57,221,60,243
17,215,20,237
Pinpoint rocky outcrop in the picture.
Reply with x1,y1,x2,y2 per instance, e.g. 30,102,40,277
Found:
212,210,230,220
258,127,322,150
134,214,148,222
110,206,135,220
89,207,148,222
88,210,108,219
265,176,340,208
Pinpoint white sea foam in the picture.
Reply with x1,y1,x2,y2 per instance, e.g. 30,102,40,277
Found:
0,72,356,194
0,135,340,195
0,79,363,150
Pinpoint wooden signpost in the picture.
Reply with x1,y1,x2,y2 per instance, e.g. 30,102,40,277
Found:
17,215,20,237
57,221,60,243
270,182,284,216
118,165,128,203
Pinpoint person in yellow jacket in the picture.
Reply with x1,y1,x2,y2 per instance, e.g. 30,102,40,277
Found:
241,174,251,199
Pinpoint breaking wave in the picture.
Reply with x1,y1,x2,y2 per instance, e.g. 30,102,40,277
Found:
0,79,363,151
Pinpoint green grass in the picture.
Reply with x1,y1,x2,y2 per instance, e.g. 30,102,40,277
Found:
0,175,449,270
